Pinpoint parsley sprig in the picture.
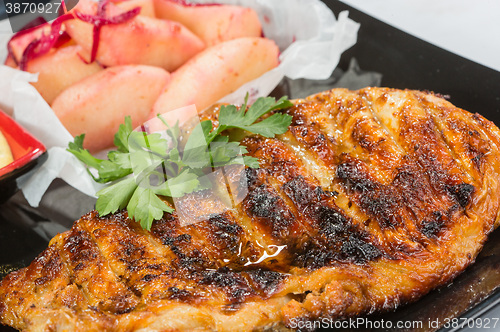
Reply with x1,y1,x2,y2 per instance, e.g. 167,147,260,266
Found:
67,96,293,230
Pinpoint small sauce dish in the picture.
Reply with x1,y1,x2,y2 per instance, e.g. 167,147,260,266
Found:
0,110,47,204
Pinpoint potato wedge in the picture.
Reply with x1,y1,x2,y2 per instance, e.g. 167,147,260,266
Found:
26,45,102,105
52,65,170,152
154,0,262,46
151,37,278,117
65,0,205,71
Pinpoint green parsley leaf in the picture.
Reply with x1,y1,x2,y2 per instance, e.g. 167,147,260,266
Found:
67,134,101,169
242,156,260,169
217,95,293,138
128,131,169,178
233,113,293,138
94,160,132,183
67,134,131,183
169,147,181,163
182,120,212,168
157,115,181,150
152,169,200,198
68,94,293,230
128,131,169,156
235,96,278,125
272,95,295,112
127,186,174,230
114,116,133,153
108,150,132,170
210,141,245,167
95,176,137,215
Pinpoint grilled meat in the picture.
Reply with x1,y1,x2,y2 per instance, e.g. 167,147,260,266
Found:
2,88,500,331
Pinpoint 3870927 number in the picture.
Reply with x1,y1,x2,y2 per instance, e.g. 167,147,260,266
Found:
5,2,62,15
442,317,499,329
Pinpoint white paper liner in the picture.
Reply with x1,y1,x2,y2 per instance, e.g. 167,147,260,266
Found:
0,0,359,206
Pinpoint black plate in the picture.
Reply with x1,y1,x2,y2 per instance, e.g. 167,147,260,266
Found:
1,1,500,331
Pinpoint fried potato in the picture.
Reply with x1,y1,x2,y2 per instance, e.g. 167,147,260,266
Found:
154,0,262,46
26,45,102,105
151,37,279,117
52,65,170,152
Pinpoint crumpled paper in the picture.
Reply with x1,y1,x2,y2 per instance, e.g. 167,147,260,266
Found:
0,0,360,206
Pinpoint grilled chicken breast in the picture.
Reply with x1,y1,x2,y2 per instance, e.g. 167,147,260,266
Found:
2,88,500,331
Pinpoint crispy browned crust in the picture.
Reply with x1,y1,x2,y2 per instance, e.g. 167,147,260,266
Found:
2,88,500,331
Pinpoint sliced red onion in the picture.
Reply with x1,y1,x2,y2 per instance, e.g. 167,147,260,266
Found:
18,13,75,70
18,39,41,70
7,20,48,66
53,31,72,49
13,0,140,70
74,0,141,63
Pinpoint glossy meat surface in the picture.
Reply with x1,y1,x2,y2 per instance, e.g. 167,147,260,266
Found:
2,88,500,331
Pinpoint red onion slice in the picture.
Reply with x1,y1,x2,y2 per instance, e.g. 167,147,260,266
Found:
13,0,140,70
7,20,48,66
74,0,141,63
18,13,75,70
